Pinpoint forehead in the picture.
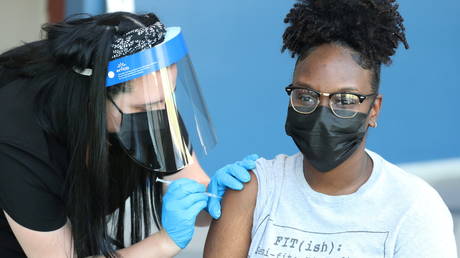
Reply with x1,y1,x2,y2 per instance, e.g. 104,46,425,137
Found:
293,44,373,93
114,64,178,105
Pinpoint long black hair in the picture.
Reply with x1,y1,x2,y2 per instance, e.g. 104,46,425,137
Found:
282,0,410,92
0,12,164,257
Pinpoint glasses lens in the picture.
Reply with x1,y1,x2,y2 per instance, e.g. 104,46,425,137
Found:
330,93,361,118
291,89,319,113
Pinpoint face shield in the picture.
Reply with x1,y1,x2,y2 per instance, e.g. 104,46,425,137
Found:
106,27,216,174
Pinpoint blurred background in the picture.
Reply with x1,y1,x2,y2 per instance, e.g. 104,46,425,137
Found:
1,0,458,257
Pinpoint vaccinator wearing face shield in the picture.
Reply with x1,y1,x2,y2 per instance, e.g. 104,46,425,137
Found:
0,12,256,258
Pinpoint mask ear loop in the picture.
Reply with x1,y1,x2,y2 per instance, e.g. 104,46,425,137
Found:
107,95,125,132
108,95,123,114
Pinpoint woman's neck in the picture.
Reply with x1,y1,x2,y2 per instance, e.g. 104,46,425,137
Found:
303,145,373,196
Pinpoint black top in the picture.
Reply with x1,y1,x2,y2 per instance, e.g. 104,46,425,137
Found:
0,77,175,256
0,80,70,257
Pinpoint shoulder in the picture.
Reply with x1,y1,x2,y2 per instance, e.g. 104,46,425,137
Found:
0,80,50,155
250,153,301,222
255,153,300,168
204,169,258,256
222,170,259,211
253,153,302,186
368,151,456,255
368,150,451,219
217,153,302,217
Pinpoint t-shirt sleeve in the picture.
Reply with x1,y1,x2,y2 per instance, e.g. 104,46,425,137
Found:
0,143,67,232
251,154,291,236
393,187,458,258
252,157,275,219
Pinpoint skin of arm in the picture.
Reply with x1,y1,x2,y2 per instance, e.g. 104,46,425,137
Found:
203,171,258,258
5,211,181,258
164,153,210,186
4,155,209,257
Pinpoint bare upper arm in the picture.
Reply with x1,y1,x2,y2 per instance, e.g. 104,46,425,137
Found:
5,209,184,258
204,170,258,258
4,210,74,258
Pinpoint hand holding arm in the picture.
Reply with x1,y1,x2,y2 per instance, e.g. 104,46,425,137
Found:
207,154,259,219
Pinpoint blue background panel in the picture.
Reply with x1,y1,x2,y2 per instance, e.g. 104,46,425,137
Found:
67,0,460,173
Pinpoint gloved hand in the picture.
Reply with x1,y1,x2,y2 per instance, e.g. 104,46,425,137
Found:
161,178,209,249
207,154,259,219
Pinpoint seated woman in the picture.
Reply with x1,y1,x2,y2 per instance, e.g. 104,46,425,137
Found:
204,0,457,257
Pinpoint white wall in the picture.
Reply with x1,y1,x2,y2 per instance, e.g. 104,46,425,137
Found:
0,0,47,52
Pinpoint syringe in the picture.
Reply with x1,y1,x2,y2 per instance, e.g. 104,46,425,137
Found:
156,178,222,199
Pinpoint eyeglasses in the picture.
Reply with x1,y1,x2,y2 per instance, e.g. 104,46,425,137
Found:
285,84,376,118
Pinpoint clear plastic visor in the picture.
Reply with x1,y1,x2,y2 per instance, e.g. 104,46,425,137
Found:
106,28,216,174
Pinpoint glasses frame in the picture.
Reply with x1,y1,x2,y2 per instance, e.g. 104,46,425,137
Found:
285,84,377,118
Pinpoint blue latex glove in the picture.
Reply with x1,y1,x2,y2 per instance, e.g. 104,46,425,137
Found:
161,178,209,249
207,154,259,219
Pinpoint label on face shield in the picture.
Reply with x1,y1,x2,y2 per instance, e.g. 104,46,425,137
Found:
106,27,188,87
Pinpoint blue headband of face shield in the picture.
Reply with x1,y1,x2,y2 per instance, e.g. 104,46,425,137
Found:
106,27,187,87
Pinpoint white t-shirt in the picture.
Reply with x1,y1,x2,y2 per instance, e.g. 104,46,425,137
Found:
249,150,457,258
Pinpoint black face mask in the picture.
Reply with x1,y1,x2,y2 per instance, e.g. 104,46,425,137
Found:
285,106,369,172
110,109,191,174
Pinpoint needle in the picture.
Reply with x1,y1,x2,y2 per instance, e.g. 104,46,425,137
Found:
156,178,222,199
